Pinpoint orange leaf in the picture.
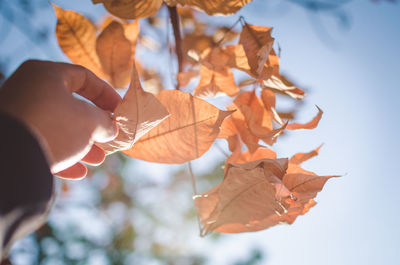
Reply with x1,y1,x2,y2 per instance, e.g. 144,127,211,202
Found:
239,24,277,80
263,75,305,100
98,63,169,154
96,21,132,88
196,147,337,234
173,0,253,15
286,106,323,130
195,158,289,234
194,66,239,97
92,0,163,19
177,69,199,88
123,90,233,163
228,147,277,164
53,4,104,78
261,89,283,125
289,145,323,165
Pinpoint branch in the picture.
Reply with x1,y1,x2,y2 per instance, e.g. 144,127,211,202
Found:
167,5,183,89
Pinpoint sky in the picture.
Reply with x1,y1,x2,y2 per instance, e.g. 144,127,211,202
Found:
1,0,400,265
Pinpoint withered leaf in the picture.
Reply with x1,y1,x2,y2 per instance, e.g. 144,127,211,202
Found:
234,91,286,146
197,147,336,234
92,0,163,19
194,66,239,98
287,106,323,130
261,89,284,125
123,90,232,163
172,0,253,15
98,63,169,154
263,75,305,100
177,69,199,88
54,4,104,78
96,21,132,88
239,24,277,80
289,145,323,165
195,158,290,234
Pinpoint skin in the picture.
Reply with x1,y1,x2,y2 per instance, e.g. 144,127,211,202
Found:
0,60,122,180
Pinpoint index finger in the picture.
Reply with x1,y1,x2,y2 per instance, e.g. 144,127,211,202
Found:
59,63,122,112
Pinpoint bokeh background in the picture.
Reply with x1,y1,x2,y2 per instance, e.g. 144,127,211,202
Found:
0,0,399,264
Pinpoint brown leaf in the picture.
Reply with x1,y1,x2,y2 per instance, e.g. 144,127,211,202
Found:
177,69,199,88
196,147,337,234
289,145,323,165
234,91,273,131
98,63,169,154
228,147,276,164
195,158,290,234
96,21,132,88
123,90,233,163
239,24,277,80
229,109,261,153
53,4,104,78
174,0,253,15
261,89,283,125
262,75,305,100
194,66,239,97
92,0,163,19
286,106,323,130
234,91,286,146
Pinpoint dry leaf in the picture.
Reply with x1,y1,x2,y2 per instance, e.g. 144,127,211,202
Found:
194,66,239,97
98,63,169,154
173,0,253,15
261,89,284,125
195,158,290,234
239,24,277,80
177,69,199,87
229,109,261,153
92,0,163,19
54,4,104,77
96,21,132,88
289,145,322,165
123,90,233,163
263,75,305,100
196,147,336,234
287,106,323,130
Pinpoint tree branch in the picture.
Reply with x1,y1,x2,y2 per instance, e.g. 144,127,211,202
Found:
167,5,183,89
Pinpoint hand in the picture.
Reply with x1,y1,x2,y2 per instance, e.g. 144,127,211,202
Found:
0,60,122,179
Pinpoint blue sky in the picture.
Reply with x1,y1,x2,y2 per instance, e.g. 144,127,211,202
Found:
2,0,400,264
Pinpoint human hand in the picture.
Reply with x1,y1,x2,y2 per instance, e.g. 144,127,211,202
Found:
0,60,122,179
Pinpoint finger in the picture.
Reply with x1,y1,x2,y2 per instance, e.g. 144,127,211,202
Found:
82,102,119,143
81,145,106,166
58,63,122,111
55,163,88,180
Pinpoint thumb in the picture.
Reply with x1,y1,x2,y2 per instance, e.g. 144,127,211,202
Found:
88,105,119,143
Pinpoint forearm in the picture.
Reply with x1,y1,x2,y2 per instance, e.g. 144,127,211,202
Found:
0,111,54,260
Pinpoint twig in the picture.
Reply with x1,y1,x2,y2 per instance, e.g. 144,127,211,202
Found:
167,5,183,89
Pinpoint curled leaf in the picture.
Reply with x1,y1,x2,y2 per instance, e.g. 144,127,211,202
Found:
98,63,169,154
287,106,323,130
239,24,277,80
124,90,233,163
195,158,289,234
263,75,305,100
197,147,337,234
289,145,323,165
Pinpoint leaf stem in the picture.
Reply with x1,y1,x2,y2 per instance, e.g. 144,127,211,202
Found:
167,5,183,89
